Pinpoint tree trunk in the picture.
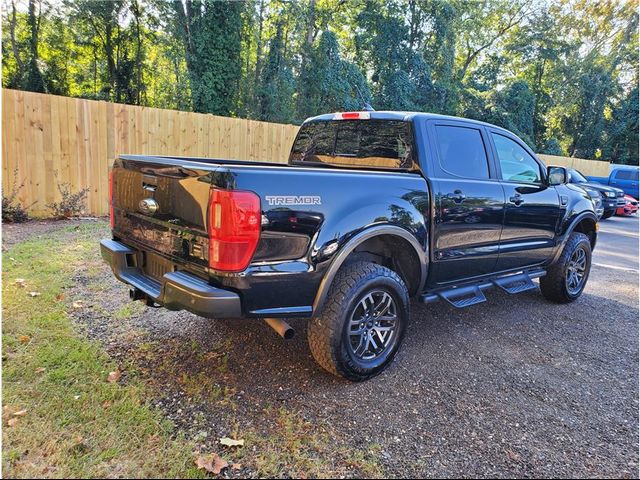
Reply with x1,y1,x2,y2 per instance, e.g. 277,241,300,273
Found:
131,0,144,105
25,0,46,92
9,0,25,78
254,0,265,90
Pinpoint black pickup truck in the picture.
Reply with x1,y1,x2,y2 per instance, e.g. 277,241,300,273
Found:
101,111,598,381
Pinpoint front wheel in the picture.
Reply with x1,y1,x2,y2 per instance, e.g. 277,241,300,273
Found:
540,232,592,303
307,261,410,381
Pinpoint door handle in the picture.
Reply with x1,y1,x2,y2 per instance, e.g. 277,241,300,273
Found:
447,190,466,203
509,194,524,206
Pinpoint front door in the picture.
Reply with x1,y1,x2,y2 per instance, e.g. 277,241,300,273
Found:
488,131,561,271
427,121,505,285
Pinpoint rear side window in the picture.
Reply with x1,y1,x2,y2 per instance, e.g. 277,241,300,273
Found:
289,120,415,169
434,125,490,179
614,170,638,181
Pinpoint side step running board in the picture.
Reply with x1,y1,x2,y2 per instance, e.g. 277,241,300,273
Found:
421,269,546,309
438,285,487,308
492,272,537,294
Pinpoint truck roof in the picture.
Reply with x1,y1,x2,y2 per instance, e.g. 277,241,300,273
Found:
303,110,510,132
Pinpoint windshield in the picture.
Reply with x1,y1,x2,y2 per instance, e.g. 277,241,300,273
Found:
289,120,415,169
569,169,588,183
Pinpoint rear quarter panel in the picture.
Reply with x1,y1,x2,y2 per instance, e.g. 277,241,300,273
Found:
209,164,430,315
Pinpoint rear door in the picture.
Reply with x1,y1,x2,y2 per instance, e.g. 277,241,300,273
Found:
425,120,505,285
488,130,561,271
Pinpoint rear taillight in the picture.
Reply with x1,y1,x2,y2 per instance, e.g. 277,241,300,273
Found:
207,188,261,272
108,170,114,229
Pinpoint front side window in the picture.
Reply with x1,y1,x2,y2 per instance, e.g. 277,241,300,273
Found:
492,133,542,184
434,125,490,179
289,120,415,169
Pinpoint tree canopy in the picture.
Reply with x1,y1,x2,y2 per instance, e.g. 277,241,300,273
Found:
2,0,638,164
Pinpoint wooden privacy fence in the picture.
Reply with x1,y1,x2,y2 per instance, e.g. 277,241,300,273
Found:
538,154,610,177
2,89,299,216
2,88,612,217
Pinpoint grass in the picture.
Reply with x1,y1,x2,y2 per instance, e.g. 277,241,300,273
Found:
233,407,384,479
2,223,205,478
2,221,385,478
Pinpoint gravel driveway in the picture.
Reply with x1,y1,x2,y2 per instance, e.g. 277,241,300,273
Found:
4,218,638,478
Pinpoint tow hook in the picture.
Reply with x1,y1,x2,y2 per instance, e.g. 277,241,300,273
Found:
129,287,160,307
129,288,146,301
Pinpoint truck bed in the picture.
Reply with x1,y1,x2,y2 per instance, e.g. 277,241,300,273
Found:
110,154,429,315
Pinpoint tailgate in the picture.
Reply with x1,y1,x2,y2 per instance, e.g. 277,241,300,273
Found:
111,157,214,277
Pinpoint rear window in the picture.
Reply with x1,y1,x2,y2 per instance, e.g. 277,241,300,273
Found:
289,120,415,169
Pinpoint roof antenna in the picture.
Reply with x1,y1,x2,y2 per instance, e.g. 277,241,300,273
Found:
355,84,375,112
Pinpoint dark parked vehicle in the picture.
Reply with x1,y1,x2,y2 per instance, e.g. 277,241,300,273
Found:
582,187,605,219
102,111,598,381
566,168,625,219
587,166,639,198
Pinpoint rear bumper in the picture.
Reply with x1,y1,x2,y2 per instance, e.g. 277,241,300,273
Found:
100,239,242,318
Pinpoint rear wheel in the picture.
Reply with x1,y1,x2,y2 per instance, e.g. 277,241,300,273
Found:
602,210,615,219
540,232,592,303
307,261,409,381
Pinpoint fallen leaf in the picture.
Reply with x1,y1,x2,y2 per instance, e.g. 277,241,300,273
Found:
220,437,244,447
13,409,27,417
15,278,26,287
35,367,46,374
195,453,228,475
28,291,40,297
55,293,65,301
107,370,122,383
18,335,30,344
232,463,242,471
72,300,84,309
102,400,113,409
7,417,18,427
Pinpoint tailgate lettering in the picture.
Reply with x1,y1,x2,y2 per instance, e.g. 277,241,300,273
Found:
265,195,321,206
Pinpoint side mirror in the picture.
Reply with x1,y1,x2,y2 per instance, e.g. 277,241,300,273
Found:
547,166,567,186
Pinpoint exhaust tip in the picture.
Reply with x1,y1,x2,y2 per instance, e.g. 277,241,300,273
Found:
282,327,295,340
264,318,295,340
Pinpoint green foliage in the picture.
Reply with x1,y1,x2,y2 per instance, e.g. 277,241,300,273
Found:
541,138,563,156
46,181,90,219
256,22,295,123
2,169,32,223
297,30,369,120
604,83,639,165
1,0,637,164
173,0,244,115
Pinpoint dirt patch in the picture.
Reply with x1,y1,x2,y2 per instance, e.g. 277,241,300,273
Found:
2,218,104,250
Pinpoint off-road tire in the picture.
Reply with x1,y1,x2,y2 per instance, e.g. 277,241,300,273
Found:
540,232,592,303
307,261,410,381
